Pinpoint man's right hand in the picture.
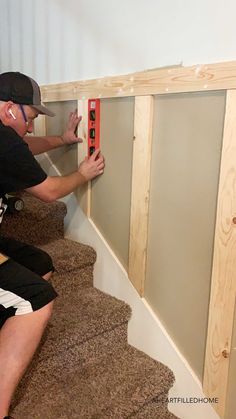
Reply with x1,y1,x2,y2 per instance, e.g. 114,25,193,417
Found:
78,149,105,182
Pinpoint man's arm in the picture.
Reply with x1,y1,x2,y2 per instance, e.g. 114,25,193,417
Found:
24,135,65,155
24,111,82,155
26,149,104,202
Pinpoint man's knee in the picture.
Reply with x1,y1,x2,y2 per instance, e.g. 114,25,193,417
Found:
34,300,54,328
41,300,54,321
42,270,53,281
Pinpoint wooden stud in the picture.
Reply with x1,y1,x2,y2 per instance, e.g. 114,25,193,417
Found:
128,96,154,296
33,114,46,136
76,99,91,216
41,61,236,102
203,90,236,417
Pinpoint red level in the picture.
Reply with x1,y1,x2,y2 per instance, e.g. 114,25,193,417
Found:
88,99,100,156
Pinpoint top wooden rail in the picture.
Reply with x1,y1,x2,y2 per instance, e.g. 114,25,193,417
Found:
41,61,236,102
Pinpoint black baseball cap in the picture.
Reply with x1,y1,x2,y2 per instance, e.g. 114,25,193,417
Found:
0,71,55,117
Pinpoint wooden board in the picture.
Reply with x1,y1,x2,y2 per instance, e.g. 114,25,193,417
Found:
76,99,90,215
203,90,236,418
41,61,236,102
34,114,46,136
128,96,154,295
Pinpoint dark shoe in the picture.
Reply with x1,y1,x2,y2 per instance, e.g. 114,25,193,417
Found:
4,416,14,418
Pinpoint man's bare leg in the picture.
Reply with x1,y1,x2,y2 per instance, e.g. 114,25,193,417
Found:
42,270,53,281
0,301,54,418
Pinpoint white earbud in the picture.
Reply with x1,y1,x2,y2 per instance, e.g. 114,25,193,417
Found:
9,109,16,120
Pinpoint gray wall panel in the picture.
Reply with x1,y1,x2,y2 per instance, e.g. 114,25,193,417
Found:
91,98,134,269
45,101,78,175
145,91,226,379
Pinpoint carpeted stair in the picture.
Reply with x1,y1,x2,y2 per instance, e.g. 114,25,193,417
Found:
1,194,179,419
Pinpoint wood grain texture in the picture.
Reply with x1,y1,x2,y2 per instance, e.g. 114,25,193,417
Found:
76,99,90,215
203,90,236,418
128,96,154,296
41,61,236,102
34,114,46,136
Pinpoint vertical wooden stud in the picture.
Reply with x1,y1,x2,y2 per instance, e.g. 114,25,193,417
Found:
203,90,236,417
77,99,91,216
34,114,46,136
128,95,154,296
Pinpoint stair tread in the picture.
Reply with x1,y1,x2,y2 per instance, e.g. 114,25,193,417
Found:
35,285,132,362
13,343,174,418
40,238,96,273
20,193,67,221
51,268,94,291
131,397,179,419
13,324,128,410
1,194,66,245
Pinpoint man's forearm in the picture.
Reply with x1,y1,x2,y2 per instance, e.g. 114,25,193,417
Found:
24,135,64,155
26,171,87,202
48,172,87,200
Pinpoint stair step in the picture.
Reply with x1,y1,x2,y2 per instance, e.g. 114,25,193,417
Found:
51,267,94,292
6,195,177,418
40,238,97,273
131,394,179,418
13,343,174,419
32,285,132,364
1,194,67,245
13,323,128,410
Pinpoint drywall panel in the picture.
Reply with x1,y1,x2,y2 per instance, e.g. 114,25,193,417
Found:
45,101,78,175
225,303,236,419
91,98,134,270
145,91,226,380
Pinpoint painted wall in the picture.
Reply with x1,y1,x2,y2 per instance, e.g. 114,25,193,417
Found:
1,0,236,85
91,98,134,270
45,101,78,175
145,91,225,380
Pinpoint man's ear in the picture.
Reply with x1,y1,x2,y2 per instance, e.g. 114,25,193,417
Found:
5,101,16,121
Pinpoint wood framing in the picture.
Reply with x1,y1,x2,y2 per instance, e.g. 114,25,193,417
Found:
128,96,154,296
39,61,236,416
203,90,236,418
76,99,91,216
34,114,46,136
41,61,236,102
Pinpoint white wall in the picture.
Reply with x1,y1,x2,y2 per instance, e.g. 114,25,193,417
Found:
0,0,236,84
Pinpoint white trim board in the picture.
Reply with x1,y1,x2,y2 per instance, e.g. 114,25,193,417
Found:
62,193,220,419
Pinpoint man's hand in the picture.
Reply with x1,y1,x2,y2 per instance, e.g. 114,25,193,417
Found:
61,110,83,145
78,149,105,181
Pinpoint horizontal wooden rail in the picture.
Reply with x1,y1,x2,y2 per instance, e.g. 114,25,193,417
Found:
41,61,236,102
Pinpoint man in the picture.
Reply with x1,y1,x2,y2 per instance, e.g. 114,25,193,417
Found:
0,71,105,419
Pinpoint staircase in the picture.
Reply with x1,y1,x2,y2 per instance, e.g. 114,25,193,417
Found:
1,194,178,419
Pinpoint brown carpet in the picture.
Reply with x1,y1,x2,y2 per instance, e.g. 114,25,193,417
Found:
1,194,179,419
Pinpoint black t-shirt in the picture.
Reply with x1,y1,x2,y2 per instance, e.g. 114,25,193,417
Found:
0,121,47,222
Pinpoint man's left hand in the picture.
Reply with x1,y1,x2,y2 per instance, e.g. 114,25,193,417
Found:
61,110,83,145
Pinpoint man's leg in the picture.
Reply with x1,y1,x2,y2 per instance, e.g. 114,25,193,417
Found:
0,238,57,416
0,301,54,418
43,271,53,281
